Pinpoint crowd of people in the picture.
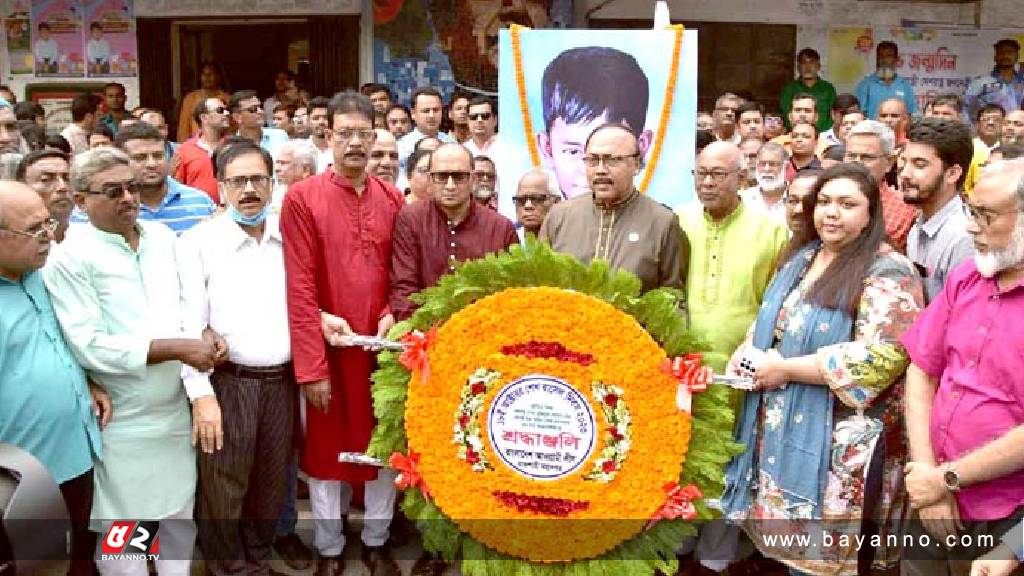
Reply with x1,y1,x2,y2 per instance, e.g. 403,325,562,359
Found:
0,33,1022,576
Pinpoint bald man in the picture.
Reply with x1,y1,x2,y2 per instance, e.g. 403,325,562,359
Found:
675,141,788,570
513,168,560,237
389,143,517,320
877,97,909,140
367,128,399,184
541,123,689,293
679,141,789,372
0,182,105,576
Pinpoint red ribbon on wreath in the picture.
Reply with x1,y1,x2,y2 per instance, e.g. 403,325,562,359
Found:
661,353,712,413
399,326,437,382
389,450,431,500
647,482,702,528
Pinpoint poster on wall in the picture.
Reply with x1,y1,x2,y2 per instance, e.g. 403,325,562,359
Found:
84,0,137,77
496,27,698,221
5,1,33,75
828,27,1024,113
31,0,85,77
372,0,574,102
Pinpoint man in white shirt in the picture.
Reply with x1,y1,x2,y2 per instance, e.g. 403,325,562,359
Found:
178,142,296,576
60,94,102,155
396,87,455,175
740,141,789,224
463,96,498,158
305,97,332,174
272,140,317,210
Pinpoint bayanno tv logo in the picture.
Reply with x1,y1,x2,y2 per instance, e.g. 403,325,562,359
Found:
100,521,160,561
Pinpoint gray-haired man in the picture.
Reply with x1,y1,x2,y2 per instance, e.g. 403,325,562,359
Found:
44,147,222,576
513,168,560,238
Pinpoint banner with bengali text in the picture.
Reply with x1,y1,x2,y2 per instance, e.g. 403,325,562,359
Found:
828,27,1024,112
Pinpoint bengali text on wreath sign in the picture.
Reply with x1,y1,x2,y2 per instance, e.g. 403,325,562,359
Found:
487,374,597,480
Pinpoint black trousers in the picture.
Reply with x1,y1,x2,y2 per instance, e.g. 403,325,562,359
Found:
59,469,96,576
901,505,1024,576
198,365,295,576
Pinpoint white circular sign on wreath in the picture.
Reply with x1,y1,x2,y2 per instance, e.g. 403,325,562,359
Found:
487,374,596,480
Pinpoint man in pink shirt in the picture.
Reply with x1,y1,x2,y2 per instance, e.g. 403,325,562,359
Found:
900,159,1024,575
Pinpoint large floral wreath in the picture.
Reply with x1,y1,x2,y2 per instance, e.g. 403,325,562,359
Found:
367,241,740,576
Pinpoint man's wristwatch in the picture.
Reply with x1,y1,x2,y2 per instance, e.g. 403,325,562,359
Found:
941,463,961,492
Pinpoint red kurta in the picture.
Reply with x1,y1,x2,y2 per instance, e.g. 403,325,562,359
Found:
281,169,404,482
174,138,220,204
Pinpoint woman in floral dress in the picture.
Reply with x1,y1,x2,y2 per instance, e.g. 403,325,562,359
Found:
721,163,925,576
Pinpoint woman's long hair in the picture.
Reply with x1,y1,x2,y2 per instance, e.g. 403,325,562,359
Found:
777,162,887,315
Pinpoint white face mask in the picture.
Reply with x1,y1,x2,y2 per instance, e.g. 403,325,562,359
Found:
756,167,787,192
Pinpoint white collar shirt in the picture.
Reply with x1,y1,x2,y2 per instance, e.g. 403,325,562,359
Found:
177,212,290,383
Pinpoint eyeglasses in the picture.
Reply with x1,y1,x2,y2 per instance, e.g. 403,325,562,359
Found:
513,194,555,207
582,154,638,168
1,218,58,242
963,202,1017,228
692,168,738,182
429,171,471,185
239,105,262,114
333,128,374,141
222,174,272,190
468,112,493,121
88,180,142,199
844,152,886,163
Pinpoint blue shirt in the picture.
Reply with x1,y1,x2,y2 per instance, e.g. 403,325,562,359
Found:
964,68,1024,120
72,177,216,234
0,269,101,484
855,73,917,120
242,127,290,158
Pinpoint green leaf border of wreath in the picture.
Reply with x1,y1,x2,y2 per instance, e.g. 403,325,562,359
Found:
367,239,743,576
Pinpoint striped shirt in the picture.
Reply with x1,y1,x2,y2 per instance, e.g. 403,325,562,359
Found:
71,177,216,234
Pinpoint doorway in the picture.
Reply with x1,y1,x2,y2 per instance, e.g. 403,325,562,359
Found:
176,20,311,99
137,15,361,135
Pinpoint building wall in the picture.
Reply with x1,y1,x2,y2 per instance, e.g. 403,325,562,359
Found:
0,0,364,108
580,0,1024,79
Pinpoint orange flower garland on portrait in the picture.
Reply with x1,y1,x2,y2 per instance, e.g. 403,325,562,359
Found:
403,287,691,562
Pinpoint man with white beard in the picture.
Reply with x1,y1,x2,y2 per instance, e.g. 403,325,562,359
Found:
740,141,789,224
899,158,1024,576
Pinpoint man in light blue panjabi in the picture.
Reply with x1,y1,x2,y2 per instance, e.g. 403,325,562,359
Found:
44,147,222,576
0,180,104,576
